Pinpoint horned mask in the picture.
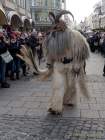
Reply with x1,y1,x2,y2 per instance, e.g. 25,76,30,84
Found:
44,10,74,61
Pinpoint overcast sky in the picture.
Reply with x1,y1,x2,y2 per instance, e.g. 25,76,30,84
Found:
66,0,100,23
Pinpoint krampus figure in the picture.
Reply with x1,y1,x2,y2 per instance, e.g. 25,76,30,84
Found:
18,10,90,115
42,10,90,114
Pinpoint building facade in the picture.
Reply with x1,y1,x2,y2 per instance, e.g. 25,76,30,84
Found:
101,0,105,14
30,0,64,31
0,0,32,30
92,0,105,29
0,0,7,25
92,1,102,29
101,0,105,28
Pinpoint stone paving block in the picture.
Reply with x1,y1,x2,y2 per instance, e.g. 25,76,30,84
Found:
81,109,100,118
31,92,51,97
102,94,105,98
7,101,25,108
90,93,103,98
8,107,28,116
63,108,80,118
26,109,47,117
89,104,105,111
39,102,50,109
99,111,105,118
0,107,11,115
76,103,89,109
32,96,50,102
23,101,40,109
0,95,17,101
4,91,33,97
96,98,105,104
22,96,38,102
80,97,97,104
0,101,10,107
23,96,50,103
92,83,105,90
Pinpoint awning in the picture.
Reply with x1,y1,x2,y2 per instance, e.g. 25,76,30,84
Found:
0,2,7,25
6,11,22,27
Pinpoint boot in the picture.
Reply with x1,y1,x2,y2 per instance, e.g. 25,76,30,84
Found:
10,73,15,80
103,73,105,77
103,65,105,77
1,82,10,88
22,64,27,76
16,73,19,80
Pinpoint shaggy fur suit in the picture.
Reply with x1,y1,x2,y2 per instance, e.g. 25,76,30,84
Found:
46,30,90,114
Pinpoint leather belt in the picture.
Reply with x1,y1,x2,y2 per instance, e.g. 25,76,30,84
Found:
62,57,73,64
46,57,73,68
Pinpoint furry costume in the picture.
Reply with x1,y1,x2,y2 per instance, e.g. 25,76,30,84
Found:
43,11,90,114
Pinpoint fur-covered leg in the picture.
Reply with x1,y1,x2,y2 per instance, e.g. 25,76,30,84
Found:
78,69,89,98
63,71,77,106
48,68,65,114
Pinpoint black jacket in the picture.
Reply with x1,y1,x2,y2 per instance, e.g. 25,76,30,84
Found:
0,42,7,55
27,36,39,48
9,41,20,57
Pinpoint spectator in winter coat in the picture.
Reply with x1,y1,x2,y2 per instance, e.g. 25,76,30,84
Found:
9,35,21,80
0,36,10,88
27,33,39,57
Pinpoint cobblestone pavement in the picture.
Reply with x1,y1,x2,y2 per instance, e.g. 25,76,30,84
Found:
0,53,105,140
0,115,105,140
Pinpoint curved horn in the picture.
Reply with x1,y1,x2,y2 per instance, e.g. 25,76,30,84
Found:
49,12,56,23
55,10,74,23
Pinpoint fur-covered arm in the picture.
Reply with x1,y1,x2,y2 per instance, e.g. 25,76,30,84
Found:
39,59,54,81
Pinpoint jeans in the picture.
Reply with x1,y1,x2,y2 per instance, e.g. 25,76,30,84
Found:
11,57,20,74
0,57,6,83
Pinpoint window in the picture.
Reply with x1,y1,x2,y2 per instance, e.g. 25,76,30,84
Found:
7,0,16,3
31,0,35,6
35,0,42,6
55,0,61,9
17,0,26,8
45,0,47,7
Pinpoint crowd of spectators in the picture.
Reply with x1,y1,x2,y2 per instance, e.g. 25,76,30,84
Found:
86,31,105,76
86,31,105,55
1,27,105,89
0,28,44,88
